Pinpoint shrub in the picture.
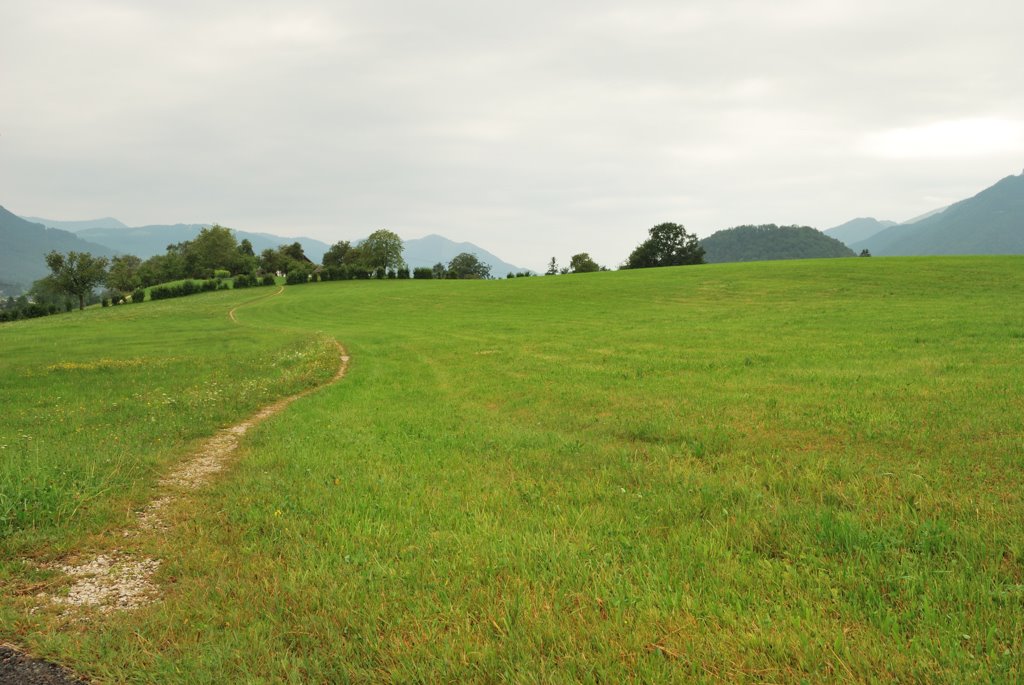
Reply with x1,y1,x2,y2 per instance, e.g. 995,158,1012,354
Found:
213,269,231,279
397,267,410,279
131,288,146,303
286,269,310,285
413,267,433,280
261,274,277,286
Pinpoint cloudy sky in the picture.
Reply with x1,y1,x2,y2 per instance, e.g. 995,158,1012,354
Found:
3,0,1023,270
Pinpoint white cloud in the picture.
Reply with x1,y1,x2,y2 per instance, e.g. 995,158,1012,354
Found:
861,118,1024,160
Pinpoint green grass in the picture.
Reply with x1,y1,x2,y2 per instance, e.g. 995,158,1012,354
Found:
2,257,1023,682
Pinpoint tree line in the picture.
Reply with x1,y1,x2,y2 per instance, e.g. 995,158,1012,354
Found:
3,221,710,323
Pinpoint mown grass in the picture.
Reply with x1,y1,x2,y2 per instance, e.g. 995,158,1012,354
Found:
3,257,1023,682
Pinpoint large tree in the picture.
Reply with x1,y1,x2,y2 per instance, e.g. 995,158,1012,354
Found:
44,250,109,310
106,254,143,295
187,224,243,275
625,222,705,269
569,253,601,273
321,240,352,268
358,230,405,274
447,252,491,279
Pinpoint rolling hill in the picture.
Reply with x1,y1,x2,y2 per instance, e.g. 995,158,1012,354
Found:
0,206,118,295
700,224,855,263
848,172,1024,256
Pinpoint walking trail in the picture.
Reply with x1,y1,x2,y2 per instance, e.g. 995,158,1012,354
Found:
4,286,349,682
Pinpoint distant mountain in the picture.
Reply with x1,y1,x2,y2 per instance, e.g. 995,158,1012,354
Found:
403,234,528,276
900,206,948,225
700,224,855,263
850,172,1024,256
0,206,118,295
23,216,128,232
824,217,898,247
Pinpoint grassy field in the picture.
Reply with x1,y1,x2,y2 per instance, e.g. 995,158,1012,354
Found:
1,257,1022,682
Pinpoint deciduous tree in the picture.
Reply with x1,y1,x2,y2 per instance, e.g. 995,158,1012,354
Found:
625,222,704,269
44,251,108,311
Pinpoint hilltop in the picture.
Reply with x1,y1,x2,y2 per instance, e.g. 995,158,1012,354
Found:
0,206,117,294
700,224,855,263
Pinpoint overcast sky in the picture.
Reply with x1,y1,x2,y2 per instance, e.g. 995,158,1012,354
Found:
3,0,1023,271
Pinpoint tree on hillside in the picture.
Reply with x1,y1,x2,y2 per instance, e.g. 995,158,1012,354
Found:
322,240,352,268
279,242,309,264
187,224,243,276
358,230,405,274
107,255,143,295
44,250,109,311
447,252,491,279
625,222,704,269
432,262,447,279
257,242,311,275
546,257,559,275
570,253,600,273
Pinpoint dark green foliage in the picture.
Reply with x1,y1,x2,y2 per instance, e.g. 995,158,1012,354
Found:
131,287,146,303
322,241,352,268
447,252,492,279
397,266,410,279
0,297,61,322
149,279,219,300
413,267,433,280
699,224,855,263
860,249,872,257
374,267,387,280
261,274,277,286
625,222,704,269
285,269,310,285
233,274,254,289
106,254,143,295
546,257,559,275
570,253,601,273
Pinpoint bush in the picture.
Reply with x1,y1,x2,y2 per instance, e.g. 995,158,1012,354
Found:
261,274,277,286
397,267,410,279
413,267,433,280
213,269,231,279
131,288,146,303
286,270,310,285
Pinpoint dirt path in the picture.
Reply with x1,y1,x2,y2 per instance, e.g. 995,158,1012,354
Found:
8,287,348,681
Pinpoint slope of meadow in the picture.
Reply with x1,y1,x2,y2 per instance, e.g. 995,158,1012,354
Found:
2,257,1022,682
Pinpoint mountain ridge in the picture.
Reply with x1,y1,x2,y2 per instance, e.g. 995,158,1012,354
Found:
849,172,1024,256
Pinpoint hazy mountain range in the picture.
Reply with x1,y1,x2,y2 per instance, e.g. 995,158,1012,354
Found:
0,208,117,296
825,171,1024,255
